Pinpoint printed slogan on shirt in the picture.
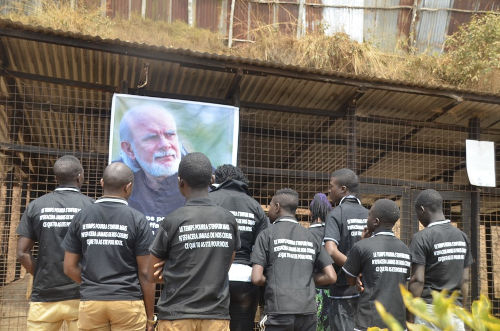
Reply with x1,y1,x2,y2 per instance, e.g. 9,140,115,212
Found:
41,207,81,228
81,223,128,246
372,251,411,274
273,238,315,261
178,223,233,250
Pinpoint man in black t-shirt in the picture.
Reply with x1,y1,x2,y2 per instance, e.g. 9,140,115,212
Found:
209,164,269,331
62,162,155,331
251,188,336,331
150,153,240,331
409,189,472,331
324,168,368,331
343,199,411,330
16,155,94,331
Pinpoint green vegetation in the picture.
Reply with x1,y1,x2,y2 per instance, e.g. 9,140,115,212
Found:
368,285,500,331
1,1,499,93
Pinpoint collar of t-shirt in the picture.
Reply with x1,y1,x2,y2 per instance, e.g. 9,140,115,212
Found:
185,197,214,206
95,197,128,205
339,195,361,205
274,217,298,224
309,223,325,228
427,219,451,228
373,229,395,237
55,186,80,193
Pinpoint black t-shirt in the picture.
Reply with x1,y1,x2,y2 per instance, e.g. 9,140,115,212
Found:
150,197,240,320
409,220,473,304
128,170,186,236
209,179,269,266
324,196,369,297
343,231,411,329
251,217,333,315
16,187,94,302
308,223,325,248
62,197,153,301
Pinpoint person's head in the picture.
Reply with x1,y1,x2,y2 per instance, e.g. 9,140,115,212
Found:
100,162,134,199
414,189,444,227
178,152,213,197
309,193,332,223
214,164,248,185
119,104,181,179
268,188,299,222
367,199,400,232
53,155,84,187
329,168,359,204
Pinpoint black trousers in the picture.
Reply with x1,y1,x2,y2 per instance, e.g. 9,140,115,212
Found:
263,313,317,331
229,281,259,331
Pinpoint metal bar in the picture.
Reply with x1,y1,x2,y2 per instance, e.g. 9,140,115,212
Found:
0,142,106,159
469,117,480,302
346,102,357,173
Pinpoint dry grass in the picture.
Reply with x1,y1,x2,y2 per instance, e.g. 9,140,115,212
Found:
1,1,498,93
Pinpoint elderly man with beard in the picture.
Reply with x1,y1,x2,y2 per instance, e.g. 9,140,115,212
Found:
119,104,186,235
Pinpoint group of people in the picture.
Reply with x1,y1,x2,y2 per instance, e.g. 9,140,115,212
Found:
16,153,472,331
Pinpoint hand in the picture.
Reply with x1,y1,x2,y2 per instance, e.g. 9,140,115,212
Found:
153,260,166,282
361,227,372,239
356,274,364,293
146,323,155,331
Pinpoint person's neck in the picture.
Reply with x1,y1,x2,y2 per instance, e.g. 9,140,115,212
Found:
185,189,209,200
143,171,169,190
102,192,127,200
374,225,393,233
278,212,295,219
58,182,80,188
428,211,446,224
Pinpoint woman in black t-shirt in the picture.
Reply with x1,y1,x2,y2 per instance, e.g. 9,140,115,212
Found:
308,193,332,331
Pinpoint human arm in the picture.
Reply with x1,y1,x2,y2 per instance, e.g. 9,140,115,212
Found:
137,254,155,329
16,237,35,275
407,263,425,323
251,264,266,286
63,252,82,283
314,264,336,286
325,241,347,267
461,267,470,308
324,210,347,266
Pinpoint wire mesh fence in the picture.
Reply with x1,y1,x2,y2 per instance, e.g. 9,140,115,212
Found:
0,82,499,329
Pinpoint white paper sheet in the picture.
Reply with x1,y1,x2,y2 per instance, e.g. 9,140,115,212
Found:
466,140,496,187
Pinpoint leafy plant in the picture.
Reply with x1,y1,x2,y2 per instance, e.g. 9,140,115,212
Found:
368,284,500,331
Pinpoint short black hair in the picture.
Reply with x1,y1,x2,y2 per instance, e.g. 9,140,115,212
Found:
53,155,83,184
331,168,359,194
415,189,443,212
371,199,400,225
179,152,213,189
214,164,248,185
309,193,332,223
103,162,134,191
274,188,299,215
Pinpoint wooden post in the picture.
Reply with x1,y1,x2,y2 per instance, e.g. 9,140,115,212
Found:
297,0,306,38
188,0,196,27
228,0,236,48
141,0,146,18
6,184,22,283
408,0,420,52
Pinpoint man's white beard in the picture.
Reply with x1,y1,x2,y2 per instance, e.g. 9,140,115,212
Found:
133,146,180,178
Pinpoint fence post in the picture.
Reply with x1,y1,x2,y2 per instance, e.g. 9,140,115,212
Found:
297,0,306,38
141,0,146,18
468,117,480,302
228,0,236,48
408,0,421,52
